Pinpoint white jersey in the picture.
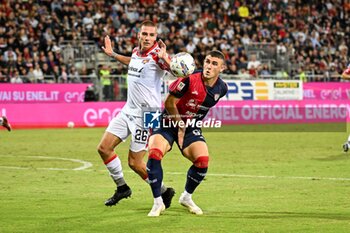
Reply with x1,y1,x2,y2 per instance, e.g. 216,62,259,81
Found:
122,42,169,116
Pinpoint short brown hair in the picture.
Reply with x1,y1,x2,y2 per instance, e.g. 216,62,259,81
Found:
140,20,157,28
207,50,225,61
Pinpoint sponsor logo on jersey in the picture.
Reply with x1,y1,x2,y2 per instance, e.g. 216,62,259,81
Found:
128,66,139,72
186,99,198,109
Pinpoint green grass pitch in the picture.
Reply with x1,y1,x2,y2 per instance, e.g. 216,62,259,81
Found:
0,127,350,232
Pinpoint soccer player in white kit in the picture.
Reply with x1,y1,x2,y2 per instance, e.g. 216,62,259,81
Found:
97,20,175,207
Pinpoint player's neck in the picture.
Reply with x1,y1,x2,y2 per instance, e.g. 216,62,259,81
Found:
139,42,157,54
203,76,218,87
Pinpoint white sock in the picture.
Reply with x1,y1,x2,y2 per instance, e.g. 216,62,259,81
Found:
183,190,192,199
105,155,126,187
154,196,163,205
0,117,3,126
347,134,350,142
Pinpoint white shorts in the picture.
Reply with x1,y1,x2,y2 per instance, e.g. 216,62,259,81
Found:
106,111,149,152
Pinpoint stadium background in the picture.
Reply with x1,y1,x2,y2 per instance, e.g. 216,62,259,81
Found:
1,0,350,128
1,1,350,232
1,0,350,88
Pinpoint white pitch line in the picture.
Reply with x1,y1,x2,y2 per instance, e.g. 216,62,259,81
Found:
142,171,350,181
91,170,350,182
0,166,30,170
0,155,93,171
1,155,349,182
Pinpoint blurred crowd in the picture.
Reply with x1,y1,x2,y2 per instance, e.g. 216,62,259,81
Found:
1,0,350,84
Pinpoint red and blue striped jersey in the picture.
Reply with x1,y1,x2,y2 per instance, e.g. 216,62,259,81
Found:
168,72,227,120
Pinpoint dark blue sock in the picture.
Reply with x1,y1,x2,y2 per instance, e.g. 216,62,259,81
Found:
147,158,163,198
185,165,208,194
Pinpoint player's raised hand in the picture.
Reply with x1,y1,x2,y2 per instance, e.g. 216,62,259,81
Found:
157,39,167,59
102,35,114,56
158,39,171,65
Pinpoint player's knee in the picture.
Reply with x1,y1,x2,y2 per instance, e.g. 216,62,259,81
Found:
193,156,209,168
97,143,110,157
97,143,104,155
128,156,142,171
148,148,164,161
128,158,135,170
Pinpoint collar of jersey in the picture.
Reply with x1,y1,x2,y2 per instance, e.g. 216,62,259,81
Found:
137,42,158,57
201,72,220,88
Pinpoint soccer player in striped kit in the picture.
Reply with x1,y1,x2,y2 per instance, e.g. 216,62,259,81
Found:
146,50,228,216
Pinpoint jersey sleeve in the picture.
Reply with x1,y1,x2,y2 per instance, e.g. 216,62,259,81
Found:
158,54,171,71
169,78,190,98
221,80,228,98
151,52,171,71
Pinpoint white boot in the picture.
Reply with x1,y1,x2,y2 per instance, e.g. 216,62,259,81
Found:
179,192,203,215
147,197,165,217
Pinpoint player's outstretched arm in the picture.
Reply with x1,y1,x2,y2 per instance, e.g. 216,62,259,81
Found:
157,39,171,66
102,35,131,65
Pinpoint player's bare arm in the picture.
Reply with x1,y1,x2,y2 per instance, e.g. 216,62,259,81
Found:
102,35,131,65
157,39,171,66
164,94,186,149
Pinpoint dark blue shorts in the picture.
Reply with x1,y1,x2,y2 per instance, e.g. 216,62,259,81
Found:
151,125,206,151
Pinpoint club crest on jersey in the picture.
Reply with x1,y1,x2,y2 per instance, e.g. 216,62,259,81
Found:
142,59,150,64
177,82,185,91
214,94,220,101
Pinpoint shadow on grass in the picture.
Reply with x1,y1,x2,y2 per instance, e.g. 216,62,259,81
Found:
204,210,350,221
132,208,350,221
313,153,350,161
